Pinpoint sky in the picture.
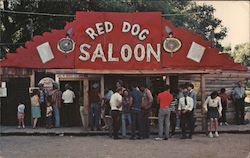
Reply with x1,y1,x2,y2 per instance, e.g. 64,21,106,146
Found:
197,1,250,49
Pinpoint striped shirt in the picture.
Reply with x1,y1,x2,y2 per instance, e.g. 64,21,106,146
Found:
52,89,62,107
169,98,178,112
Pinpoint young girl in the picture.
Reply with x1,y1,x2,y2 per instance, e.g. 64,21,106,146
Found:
170,93,178,137
46,96,53,128
31,89,41,129
219,88,229,125
17,102,25,128
203,91,222,138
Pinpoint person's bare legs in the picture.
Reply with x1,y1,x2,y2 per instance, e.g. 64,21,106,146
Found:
33,118,38,128
21,118,25,128
209,118,214,137
18,119,21,128
214,118,219,137
209,118,214,132
214,118,218,131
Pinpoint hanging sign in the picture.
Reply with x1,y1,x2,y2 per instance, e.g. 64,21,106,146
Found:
74,12,166,70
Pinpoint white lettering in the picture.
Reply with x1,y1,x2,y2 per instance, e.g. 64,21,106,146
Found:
91,44,107,62
79,43,161,63
85,21,113,40
146,44,161,62
104,21,113,33
79,44,91,61
95,22,105,35
131,24,140,36
138,29,149,41
122,22,149,41
85,28,98,40
108,44,119,62
134,44,145,61
122,22,131,33
120,44,132,62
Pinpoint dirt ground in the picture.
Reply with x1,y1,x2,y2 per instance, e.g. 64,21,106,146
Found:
0,134,249,158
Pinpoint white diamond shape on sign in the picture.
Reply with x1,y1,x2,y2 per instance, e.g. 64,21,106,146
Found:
187,42,206,63
37,42,54,64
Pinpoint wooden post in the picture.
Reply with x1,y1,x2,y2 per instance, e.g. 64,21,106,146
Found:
83,78,89,129
165,75,170,85
30,70,35,87
101,75,104,97
146,76,151,88
200,74,206,132
30,69,35,125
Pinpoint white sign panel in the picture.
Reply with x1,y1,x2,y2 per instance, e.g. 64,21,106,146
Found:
1,82,6,88
0,88,7,97
187,42,206,63
37,42,54,63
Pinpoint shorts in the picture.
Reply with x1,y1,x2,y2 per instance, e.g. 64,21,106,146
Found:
207,107,219,119
17,113,24,119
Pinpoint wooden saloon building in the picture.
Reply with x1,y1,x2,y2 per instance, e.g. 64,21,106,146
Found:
0,12,248,126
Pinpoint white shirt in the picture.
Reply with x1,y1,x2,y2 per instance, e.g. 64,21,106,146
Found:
62,89,75,103
17,104,25,113
178,96,194,111
203,96,222,114
46,106,53,117
110,92,122,111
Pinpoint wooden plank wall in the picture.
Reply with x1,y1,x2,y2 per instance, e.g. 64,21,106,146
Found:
179,69,250,123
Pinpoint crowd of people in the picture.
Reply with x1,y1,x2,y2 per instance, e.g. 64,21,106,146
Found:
16,80,248,140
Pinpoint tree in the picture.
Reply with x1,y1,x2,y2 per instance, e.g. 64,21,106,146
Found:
0,0,228,59
230,42,250,66
168,2,227,50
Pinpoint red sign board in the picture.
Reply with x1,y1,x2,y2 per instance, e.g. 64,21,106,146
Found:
0,12,246,71
74,12,162,70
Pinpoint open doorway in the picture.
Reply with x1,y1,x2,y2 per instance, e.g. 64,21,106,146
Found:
60,81,82,126
1,78,31,126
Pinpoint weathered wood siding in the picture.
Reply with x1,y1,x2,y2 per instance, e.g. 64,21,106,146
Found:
179,68,250,123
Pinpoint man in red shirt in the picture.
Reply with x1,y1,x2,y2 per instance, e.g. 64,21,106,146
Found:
155,85,173,140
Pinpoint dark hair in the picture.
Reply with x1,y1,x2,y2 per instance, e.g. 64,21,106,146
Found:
116,80,124,86
38,83,44,88
131,82,138,88
188,83,194,89
220,88,226,93
33,89,39,95
164,84,170,91
139,82,148,88
53,83,58,89
65,84,70,89
210,91,218,99
116,87,123,92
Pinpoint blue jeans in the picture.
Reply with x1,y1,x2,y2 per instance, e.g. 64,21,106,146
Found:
131,110,143,138
46,116,53,127
158,108,171,139
176,114,180,128
53,105,60,128
89,103,101,130
121,113,132,137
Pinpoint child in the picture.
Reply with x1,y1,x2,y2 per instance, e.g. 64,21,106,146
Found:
170,93,178,137
17,102,25,129
219,88,229,125
46,96,53,128
203,91,222,138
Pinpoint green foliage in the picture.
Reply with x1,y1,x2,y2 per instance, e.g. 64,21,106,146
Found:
247,79,250,89
0,0,227,58
230,42,250,66
168,2,227,51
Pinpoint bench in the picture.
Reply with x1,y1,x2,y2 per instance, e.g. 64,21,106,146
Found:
105,115,209,136
147,115,208,134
